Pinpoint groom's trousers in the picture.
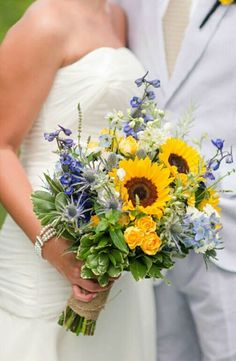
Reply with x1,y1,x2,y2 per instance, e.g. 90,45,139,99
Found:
154,252,236,361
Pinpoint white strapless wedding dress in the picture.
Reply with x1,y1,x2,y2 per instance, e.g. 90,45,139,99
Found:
0,48,156,361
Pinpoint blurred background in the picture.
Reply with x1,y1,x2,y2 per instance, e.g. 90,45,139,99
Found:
0,0,33,226
0,0,33,41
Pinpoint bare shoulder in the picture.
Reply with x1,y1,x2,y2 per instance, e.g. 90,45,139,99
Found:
1,0,68,55
110,3,127,44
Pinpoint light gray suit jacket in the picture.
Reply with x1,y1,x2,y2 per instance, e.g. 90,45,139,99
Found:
114,0,236,271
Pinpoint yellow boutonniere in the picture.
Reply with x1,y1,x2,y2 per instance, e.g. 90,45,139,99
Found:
200,0,235,29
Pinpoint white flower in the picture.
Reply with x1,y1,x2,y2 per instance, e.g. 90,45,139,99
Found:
138,123,172,152
163,122,173,132
186,206,202,219
117,168,126,180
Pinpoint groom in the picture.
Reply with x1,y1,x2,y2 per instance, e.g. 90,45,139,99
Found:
113,0,236,360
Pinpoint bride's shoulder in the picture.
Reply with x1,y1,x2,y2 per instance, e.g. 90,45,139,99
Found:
3,0,68,47
0,0,70,74
110,3,127,43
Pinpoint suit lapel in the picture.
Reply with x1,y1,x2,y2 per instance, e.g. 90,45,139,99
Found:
163,0,230,107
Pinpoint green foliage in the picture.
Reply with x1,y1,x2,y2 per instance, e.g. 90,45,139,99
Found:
0,0,33,42
0,204,6,228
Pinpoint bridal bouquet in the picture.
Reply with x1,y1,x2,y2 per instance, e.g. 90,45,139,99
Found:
32,73,234,336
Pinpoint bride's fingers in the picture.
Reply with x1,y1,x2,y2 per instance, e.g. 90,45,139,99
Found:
78,278,113,293
72,285,97,303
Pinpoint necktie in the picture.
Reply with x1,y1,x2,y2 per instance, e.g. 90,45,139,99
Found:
163,0,192,77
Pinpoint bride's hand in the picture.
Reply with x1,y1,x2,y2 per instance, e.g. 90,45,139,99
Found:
42,236,113,302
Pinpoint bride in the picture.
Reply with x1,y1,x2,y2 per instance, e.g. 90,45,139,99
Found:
0,0,156,360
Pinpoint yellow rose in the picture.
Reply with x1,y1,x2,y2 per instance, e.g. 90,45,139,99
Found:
141,232,162,255
220,0,234,5
135,216,156,232
119,136,138,156
124,226,144,250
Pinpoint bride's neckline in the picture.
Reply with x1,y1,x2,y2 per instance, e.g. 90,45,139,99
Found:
58,47,129,72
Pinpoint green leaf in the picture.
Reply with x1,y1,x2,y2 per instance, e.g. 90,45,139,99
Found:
96,219,109,233
31,191,56,215
109,229,129,254
61,229,76,242
130,261,148,281
40,213,59,225
95,236,110,249
77,248,91,260
142,255,153,272
105,210,121,225
80,266,95,280
55,192,68,211
44,173,63,194
97,265,107,275
86,255,99,269
98,274,109,287
148,264,164,279
109,253,117,266
110,249,124,263
108,266,121,278
98,254,109,268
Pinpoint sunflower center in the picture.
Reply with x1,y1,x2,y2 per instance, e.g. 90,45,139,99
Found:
125,177,158,207
168,153,189,174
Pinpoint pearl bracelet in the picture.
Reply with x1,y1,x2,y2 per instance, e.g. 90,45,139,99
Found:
34,225,57,259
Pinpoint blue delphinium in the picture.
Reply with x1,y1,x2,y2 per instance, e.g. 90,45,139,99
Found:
143,114,154,123
60,173,73,186
60,138,74,148
147,79,161,88
58,125,72,136
44,125,74,149
146,91,156,101
44,130,60,142
204,171,215,181
135,78,144,88
205,139,234,179
134,71,160,89
211,138,224,151
123,123,138,139
69,159,82,175
208,159,220,171
130,96,142,108
60,153,73,166
181,206,222,254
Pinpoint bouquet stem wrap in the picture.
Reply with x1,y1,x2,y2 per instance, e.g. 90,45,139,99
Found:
58,289,111,336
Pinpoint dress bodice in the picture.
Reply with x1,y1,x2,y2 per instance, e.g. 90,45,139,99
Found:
20,48,145,188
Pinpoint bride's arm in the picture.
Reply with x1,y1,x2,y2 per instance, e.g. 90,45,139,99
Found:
0,8,107,302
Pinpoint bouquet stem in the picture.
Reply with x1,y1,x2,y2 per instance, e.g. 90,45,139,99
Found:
58,289,110,336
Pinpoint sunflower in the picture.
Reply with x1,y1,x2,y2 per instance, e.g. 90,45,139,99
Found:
111,157,172,217
199,188,221,212
159,138,205,183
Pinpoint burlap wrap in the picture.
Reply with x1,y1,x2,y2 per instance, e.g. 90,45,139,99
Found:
68,289,111,321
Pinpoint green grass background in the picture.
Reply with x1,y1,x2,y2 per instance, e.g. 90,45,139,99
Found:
0,0,33,41
0,0,33,227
